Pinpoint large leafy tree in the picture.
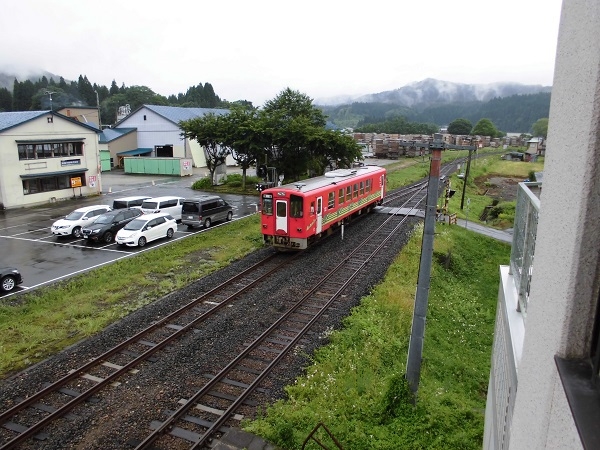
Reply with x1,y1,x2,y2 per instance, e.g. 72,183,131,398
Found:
447,118,473,135
0,87,12,111
221,106,264,189
471,118,499,137
260,88,330,180
180,112,230,185
531,118,549,138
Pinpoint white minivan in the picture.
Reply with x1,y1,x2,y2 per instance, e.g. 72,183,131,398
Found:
140,196,185,221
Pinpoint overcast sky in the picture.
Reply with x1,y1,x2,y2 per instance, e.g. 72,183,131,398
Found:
1,0,563,106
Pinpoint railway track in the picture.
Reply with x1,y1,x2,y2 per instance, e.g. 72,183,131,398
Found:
0,167,448,449
0,252,300,449
131,187,430,449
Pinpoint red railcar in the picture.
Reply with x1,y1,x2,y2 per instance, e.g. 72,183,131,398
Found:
261,165,386,250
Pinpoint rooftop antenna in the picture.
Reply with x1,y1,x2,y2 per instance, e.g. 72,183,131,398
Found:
44,90,56,111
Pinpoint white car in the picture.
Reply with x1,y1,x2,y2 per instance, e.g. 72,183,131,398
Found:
115,212,177,247
51,205,112,238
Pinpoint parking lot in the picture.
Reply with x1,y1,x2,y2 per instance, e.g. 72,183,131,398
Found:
0,167,260,296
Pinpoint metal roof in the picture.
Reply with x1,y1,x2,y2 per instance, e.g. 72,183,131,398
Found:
117,148,152,156
20,168,89,179
99,127,137,143
142,105,229,125
0,111,48,132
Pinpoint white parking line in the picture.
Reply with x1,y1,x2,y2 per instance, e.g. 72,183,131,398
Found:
0,234,130,252
9,227,52,237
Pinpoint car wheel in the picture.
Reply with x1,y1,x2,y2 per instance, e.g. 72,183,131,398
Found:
103,231,114,243
1,275,16,292
204,218,211,228
138,236,147,247
72,226,82,238
167,228,174,239
226,211,233,221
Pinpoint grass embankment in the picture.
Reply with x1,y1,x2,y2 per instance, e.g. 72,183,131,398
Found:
245,224,510,449
445,156,544,228
0,215,263,377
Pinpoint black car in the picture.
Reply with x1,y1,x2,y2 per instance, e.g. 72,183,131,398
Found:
82,209,143,243
1,267,23,293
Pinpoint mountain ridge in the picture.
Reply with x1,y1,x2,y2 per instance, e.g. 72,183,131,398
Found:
314,78,552,107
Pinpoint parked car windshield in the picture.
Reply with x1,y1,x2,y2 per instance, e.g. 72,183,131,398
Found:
124,219,147,231
94,214,114,225
65,211,85,220
141,201,158,209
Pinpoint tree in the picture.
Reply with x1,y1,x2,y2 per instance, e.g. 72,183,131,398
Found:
179,112,230,185
0,87,12,112
471,118,499,137
221,106,263,189
447,118,473,135
531,118,549,138
261,88,329,180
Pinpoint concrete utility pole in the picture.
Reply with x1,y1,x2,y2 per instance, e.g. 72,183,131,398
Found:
405,141,442,397
405,137,477,399
460,147,474,210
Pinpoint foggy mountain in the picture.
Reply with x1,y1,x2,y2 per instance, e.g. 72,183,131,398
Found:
0,69,62,91
315,78,552,108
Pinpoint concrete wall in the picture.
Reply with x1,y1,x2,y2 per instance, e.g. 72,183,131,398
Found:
508,0,600,448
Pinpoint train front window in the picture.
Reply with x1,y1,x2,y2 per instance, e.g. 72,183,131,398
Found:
277,201,287,217
262,194,273,215
290,194,304,218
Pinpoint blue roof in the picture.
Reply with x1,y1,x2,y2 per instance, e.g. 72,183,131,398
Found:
99,127,137,143
0,111,48,132
124,105,229,126
0,110,102,133
117,148,152,156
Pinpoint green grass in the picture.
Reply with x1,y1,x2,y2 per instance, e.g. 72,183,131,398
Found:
0,151,529,448
0,215,264,377
446,156,544,227
244,224,510,449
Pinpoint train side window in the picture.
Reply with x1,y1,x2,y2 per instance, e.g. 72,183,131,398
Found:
290,194,304,218
328,192,335,209
338,188,344,204
262,194,273,215
366,179,371,193
346,186,352,202
360,181,365,195
353,183,359,198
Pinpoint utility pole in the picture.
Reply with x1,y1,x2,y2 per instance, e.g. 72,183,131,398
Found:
405,140,442,398
44,90,56,111
405,137,476,399
460,147,474,210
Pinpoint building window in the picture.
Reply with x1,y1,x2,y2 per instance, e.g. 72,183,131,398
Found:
18,142,83,160
22,172,86,195
555,278,600,448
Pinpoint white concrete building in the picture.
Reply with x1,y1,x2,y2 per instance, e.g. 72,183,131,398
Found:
484,1,600,448
0,111,102,209
113,105,234,168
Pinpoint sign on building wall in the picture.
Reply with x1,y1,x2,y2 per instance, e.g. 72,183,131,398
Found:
71,177,82,188
61,159,81,166
88,175,96,188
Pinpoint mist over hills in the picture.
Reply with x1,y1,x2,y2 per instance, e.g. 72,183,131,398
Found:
315,78,552,107
1,69,551,133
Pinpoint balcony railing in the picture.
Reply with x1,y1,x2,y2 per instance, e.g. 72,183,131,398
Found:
509,182,541,316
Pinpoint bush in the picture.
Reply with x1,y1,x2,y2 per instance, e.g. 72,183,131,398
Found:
191,178,213,190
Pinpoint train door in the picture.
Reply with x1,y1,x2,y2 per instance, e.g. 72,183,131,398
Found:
276,199,288,233
380,174,385,198
316,197,323,233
